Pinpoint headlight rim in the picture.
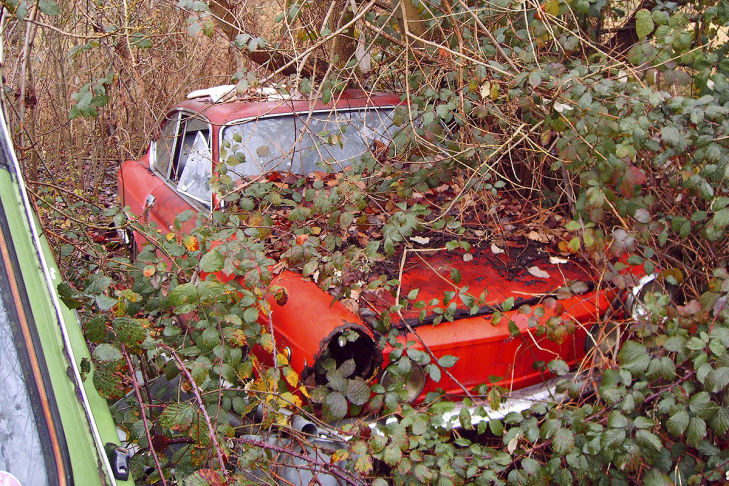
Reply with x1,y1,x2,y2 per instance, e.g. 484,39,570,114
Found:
626,274,659,320
380,361,426,403
585,321,622,356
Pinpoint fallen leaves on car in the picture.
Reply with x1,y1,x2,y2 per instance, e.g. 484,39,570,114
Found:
215,168,583,315
549,256,569,264
527,265,551,279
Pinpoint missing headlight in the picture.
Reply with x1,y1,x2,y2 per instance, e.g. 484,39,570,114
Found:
311,326,381,385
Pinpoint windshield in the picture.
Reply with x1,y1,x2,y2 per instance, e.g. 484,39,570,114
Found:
220,108,396,177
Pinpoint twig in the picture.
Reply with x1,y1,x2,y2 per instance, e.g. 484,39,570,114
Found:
454,0,519,72
161,345,229,477
234,436,366,486
122,345,168,486
394,248,477,402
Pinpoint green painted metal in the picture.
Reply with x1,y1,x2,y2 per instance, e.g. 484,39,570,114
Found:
0,166,134,486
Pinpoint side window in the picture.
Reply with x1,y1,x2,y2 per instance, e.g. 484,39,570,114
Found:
154,113,180,177
171,116,211,205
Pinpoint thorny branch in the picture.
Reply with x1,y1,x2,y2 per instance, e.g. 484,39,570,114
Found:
161,345,229,477
122,345,168,486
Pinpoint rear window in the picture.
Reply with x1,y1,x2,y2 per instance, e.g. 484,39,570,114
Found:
220,108,396,177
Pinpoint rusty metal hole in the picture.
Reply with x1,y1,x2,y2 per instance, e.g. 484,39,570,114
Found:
314,328,380,384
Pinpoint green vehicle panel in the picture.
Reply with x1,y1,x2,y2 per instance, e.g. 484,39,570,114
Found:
0,111,133,485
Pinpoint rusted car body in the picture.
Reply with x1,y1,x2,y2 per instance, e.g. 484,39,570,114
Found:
118,86,620,407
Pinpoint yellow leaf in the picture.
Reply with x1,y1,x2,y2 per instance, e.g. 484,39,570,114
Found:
276,353,289,366
331,449,350,462
298,386,311,398
230,329,247,347
120,289,141,302
279,391,302,410
166,232,175,241
273,412,289,427
544,0,560,16
261,333,274,353
183,235,199,252
490,82,500,100
284,366,298,387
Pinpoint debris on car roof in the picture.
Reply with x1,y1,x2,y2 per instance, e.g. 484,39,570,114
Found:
186,84,300,103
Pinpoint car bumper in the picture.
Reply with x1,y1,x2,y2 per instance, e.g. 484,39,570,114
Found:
369,373,580,433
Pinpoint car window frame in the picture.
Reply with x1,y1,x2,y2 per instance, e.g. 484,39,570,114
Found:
152,109,213,210
218,105,398,177
151,111,182,179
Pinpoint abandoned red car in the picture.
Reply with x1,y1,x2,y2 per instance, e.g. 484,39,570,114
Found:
118,86,629,412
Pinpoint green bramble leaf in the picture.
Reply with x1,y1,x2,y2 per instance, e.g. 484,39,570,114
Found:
382,443,402,466
159,402,197,431
660,126,681,146
705,367,729,393
647,357,676,381
243,306,259,323
168,283,198,307
666,409,690,437
689,391,713,417
93,364,123,400
712,208,729,229
503,297,514,311
635,430,662,452
709,407,729,436
438,355,459,368
635,9,654,39
414,464,435,483
618,341,650,375
38,0,60,16
95,294,118,311
84,316,107,343
643,468,673,486
92,343,122,363
553,428,574,455
112,317,147,351
325,391,347,419
346,378,370,406
199,249,224,272
686,417,707,447
85,273,112,294
547,359,569,376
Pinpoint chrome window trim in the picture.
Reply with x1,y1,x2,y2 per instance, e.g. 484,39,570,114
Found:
152,110,181,179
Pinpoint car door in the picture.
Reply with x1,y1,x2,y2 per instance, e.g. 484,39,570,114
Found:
146,111,212,235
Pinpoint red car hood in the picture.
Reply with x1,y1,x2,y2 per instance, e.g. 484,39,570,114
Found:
367,244,594,325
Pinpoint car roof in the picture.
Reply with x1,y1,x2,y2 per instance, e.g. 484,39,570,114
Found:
173,89,403,126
